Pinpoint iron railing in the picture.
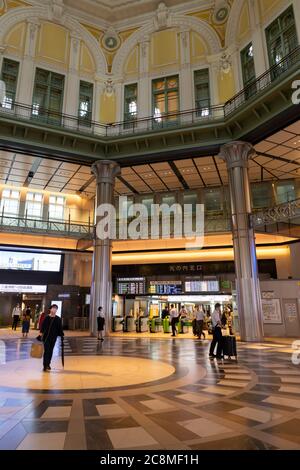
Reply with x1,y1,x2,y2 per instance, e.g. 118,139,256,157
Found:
0,47,299,138
0,214,93,238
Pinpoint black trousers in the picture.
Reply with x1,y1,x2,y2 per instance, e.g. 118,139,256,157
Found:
196,320,205,339
209,327,223,357
12,315,19,330
43,338,57,368
171,318,178,335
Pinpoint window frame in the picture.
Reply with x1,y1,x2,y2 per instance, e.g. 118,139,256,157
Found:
265,5,298,70
31,67,65,124
152,75,179,126
123,83,138,128
0,58,20,110
193,68,210,117
78,80,94,127
48,195,65,221
25,192,43,219
0,189,20,216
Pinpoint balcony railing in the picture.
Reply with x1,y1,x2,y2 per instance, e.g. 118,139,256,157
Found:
1,47,299,138
0,213,93,238
0,212,231,240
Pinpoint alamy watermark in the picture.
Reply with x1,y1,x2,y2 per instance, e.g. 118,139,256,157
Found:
291,340,300,365
95,196,204,248
292,80,300,105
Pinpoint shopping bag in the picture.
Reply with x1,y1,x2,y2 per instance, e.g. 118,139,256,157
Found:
221,327,230,336
30,342,44,359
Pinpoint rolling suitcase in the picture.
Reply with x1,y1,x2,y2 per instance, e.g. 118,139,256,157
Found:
222,335,237,360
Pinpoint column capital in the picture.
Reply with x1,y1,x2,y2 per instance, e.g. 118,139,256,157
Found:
91,160,121,184
218,141,256,169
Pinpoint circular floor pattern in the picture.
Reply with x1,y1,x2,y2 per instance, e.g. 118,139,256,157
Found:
0,355,176,390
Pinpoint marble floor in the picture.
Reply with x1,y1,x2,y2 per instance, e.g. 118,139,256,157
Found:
0,331,299,450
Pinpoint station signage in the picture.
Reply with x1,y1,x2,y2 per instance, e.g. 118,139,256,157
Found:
0,284,47,293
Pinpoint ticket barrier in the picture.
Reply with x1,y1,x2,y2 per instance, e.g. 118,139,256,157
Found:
112,316,123,332
163,317,171,333
150,316,162,333
124,315,136,332
137,316,149,332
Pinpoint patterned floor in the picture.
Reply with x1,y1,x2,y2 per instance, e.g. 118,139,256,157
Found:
0,333,299,450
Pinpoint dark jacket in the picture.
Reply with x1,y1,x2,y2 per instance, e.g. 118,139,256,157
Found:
41,315,64,343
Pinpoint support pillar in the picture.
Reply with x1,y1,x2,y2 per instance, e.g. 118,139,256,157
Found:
90,160,120,336
219,141,264,342
17,20,39,109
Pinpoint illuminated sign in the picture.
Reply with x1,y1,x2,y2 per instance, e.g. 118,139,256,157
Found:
0,251,61,272
0,284,47,293
117,278,145,295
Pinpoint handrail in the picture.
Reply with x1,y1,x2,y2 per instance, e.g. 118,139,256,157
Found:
0,47,299,138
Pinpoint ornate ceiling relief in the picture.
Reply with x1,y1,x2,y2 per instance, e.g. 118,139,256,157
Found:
1,0,31,15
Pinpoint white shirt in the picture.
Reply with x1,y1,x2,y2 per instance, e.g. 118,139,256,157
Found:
12,307,21,317
169,308,179,319
195,310,204,321
97,310,105,318
211,309,221,327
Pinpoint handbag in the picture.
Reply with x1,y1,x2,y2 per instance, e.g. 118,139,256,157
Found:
30,342,44,358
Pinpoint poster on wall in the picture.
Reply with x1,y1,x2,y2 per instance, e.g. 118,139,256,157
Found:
262,298,282,324
283,301,298,323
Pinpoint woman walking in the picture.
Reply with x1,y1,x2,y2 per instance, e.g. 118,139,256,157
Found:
97,306,105,341
21,306,31,338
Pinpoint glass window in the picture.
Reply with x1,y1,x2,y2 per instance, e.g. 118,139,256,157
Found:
204,188,222,212
152,75,179,125
78,81,93,126
251,183,272,209
266,6,298,73
240,43,256,99
124,83,137,126
32,68,65,124
49,195,65,220
25,192,43,218
184,193,198,214
0,189,20,216
194,69,210,117
0,58,20,110
276,182,295,203
141,197,153,216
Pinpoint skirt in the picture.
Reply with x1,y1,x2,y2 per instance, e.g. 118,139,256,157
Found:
22,320,30,333
97,316,105,331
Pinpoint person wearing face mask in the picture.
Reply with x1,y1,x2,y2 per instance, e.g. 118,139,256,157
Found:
40,304,64,372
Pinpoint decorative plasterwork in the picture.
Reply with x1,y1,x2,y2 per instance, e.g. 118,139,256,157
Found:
225,0,245,46
112,11,221,76
0,4,108,75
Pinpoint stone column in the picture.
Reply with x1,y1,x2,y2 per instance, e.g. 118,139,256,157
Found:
179,29,193,112
138,35,150,125
17,20,39,112
248,0,268,75
90,160,121,336
64,34,80,123
219,141,264,342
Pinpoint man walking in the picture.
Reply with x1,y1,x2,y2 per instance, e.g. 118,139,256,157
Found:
169,304,179,337
195,305,205,339
209,303,223,359
11,303,21,330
